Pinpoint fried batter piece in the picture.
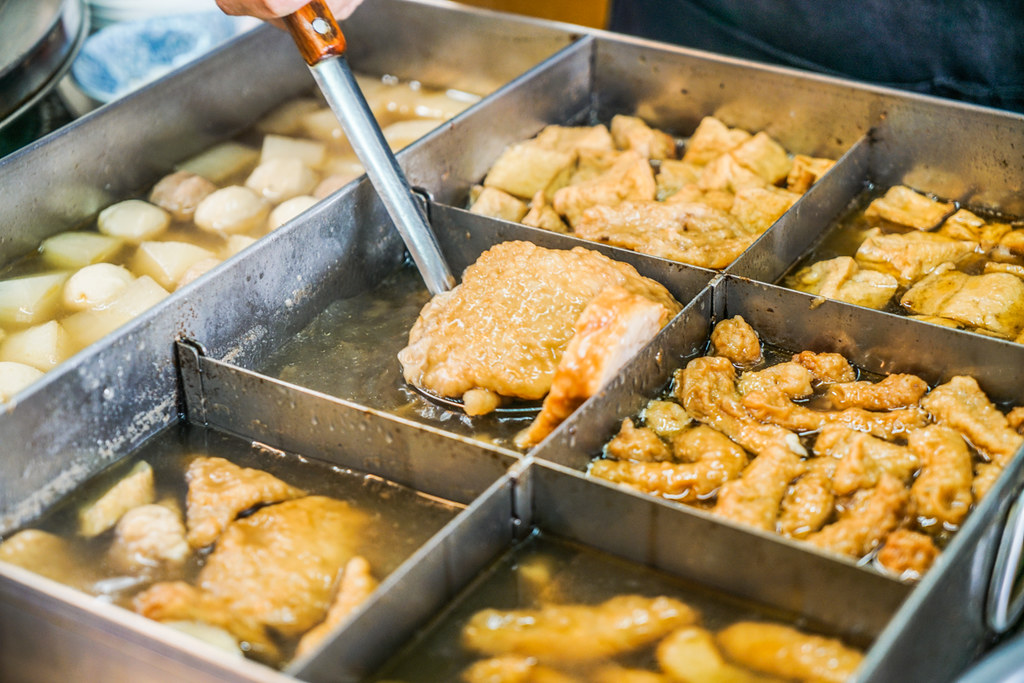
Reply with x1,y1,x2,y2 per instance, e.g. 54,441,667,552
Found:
517,286,677,448
0,529,98,590
715,621,864,683
656,160,702,200
590,426,748,501
863,185,954,230
572,200,756,269
399,241,679,413
135,496,368,663
728,132,793,185
737,363,814,400
461,595,697,663
786,154,835,194
592,665,671,683
184,456,305,549
710,315,762,366
294,556,378,659
901,269,1024,338
777,458,836,539
698,154,767,193
806,474,907,558
855,229,977,286
791,350,857,384
657,626,780,683
921,376,1024,467
682,117,752,166
939,209,1011,251
742,388,928,439
522,191,569,233
788,256,899,310
676,356,805,455
973,463,1003,502
813,424,920,495
552,151,657,227
713,444,805,531
1009,406,1024,434
610,114,677,161
876,529,939,578
604,418,674,462
469,187,529,222
824,373,928,411
729,186,801,233
642,399,693,437
107,503,189,579
461,656,580,683
908,425,973,529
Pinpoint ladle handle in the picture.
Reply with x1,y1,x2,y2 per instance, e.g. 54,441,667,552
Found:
282,2,456,295
283,1,347,66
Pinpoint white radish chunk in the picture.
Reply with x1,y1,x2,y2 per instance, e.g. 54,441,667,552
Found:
382,118,441,150
177,142,259,184
63,263,134,311
221,235,257,259
0,361,44,401
268,195,318,230
193,186,270,235
0,272,70,326
62,276,169,349
149,170,218,222
300,108,347,144
177,258,221,288
260,134,327,169
97,200,170,243
40,232,123,270
131,241,216,290
244,157,318,204
257,98,322,136
78,461,155,538
0,321,73,371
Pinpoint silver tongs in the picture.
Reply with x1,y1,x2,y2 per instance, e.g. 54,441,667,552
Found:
283,1,455,295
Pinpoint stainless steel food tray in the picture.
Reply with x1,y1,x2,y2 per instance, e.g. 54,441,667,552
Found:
3,1,1024,681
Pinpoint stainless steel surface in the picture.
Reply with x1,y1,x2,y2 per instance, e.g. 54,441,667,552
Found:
987,489,1024,634
1,2,1024,681
0,0,87,127
310,56,454,295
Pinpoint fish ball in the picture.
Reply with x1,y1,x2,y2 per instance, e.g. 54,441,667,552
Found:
63,263,134,311
194,186,270,235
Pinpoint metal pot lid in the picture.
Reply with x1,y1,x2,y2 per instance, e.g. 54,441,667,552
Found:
0,0,87,124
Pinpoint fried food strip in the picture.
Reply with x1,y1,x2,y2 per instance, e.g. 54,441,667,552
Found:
778,458,836,539
713,444,805,531
908,425,973,529
806,474,907,558
876,529,940,579
676,356,804,455
921,376,1024,467
461,657,580,683
813,424,919,495
737,362,814,399
184,456,305,548
824,373,929,410
657,626,781,683
973,463,1003,502
605,418,673,462
592,664,671,683
791,351,856,384
461,595,697,663
0,529,97,590
295,556,378,659
590,426,747,501
742,389,928,439
715,621,864,683
1008,406,1024,434
517,286,675,448
710,315,762,366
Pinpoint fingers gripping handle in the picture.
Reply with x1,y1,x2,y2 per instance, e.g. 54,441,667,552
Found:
284,1,347,66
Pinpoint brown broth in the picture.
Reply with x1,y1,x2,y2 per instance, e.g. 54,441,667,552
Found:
371,532,866,682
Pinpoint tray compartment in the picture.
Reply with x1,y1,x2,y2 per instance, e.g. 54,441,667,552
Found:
299,459,908,682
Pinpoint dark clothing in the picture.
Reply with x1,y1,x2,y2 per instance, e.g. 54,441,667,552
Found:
609,0,1024,113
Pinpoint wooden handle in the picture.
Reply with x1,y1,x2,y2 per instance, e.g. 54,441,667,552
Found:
283,1,346,66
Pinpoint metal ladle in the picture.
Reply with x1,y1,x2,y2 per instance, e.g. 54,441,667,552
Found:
283,3,538,417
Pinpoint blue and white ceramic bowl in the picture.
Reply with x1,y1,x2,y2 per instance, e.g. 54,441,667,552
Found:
71,11,257,104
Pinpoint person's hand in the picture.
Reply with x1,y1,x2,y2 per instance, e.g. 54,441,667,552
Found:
216,0,364,21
